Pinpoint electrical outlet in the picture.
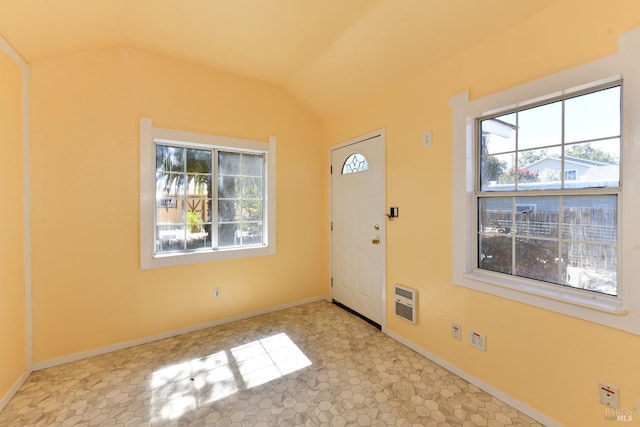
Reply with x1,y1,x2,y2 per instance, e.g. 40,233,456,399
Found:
469,330,486,351
214,288,221,299
599,382,619,409
451,323,461,341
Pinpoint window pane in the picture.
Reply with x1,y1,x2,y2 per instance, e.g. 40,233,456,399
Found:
480,153,514,191
478,198,513,274
518,101,562,150
342,153,369,174
218,222,264,247
480,115,516,154
186,200,209,229
562,195,617,242
186,222,210,251
243,200,263,222
218,223,238,247
186,204,210,251
156,225,185,253
479,235,512,274
156,145,184,172
219,200,240,222
242,222,263,245
218,176,240,198
564,139,620,188
156,172,184,197
565,86,620,143
562,242,617,296
515,196,559,238
219,152,241,175
515,238,559,284
517,147,562,190
187,149,212,173
186,238,209,251
242,154,263,177
478,197,512,234
156,202,183,225
187,175,211,197
242,177,263,198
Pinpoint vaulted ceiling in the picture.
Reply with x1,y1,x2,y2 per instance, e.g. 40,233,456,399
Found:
0,0,558,118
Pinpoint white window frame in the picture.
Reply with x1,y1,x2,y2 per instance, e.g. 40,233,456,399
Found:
451,28,640,335
140,118,276,269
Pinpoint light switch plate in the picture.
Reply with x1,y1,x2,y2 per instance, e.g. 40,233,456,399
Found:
422,130,432,148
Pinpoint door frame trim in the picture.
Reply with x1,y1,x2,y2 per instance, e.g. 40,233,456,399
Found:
329,128,386,331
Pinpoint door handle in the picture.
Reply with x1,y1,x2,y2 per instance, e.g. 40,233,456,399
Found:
372,237,380,245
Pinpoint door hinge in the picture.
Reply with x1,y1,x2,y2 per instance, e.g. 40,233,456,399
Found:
331,221,333,231
331,277,333,287
330,165,333,174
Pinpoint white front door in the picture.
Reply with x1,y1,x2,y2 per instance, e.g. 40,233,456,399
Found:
331,130,385,326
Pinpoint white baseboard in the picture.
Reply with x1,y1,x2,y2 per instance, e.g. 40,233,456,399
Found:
384,330,562,427
0,369,31,414
33,296,327,371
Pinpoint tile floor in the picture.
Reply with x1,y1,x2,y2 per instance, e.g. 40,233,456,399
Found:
0,301,544,426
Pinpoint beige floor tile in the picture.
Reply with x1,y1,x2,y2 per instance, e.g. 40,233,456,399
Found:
0,301,544,426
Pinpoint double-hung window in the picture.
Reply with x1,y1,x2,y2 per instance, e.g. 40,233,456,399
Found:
451,28,640,335
140,118,276,269
477,84,620,296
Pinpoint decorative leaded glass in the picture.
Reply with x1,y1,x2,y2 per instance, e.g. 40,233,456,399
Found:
342,153,369,174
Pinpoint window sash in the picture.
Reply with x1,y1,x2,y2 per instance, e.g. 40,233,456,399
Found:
474,84,621,298
154,142,267,255
476,193,619,296
476,83,621,193
217,150,265,249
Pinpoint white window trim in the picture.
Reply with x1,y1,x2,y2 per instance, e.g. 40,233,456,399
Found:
140,118,276,269
451,28,640,336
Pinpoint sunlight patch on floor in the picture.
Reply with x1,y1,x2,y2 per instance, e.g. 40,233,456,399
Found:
150,332,311,421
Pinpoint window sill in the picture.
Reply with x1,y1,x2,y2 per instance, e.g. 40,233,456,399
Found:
460,270,627,315
141,245,274,270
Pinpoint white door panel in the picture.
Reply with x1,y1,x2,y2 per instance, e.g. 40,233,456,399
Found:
331,132,385,325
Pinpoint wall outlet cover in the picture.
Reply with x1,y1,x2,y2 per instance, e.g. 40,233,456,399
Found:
469,330,486,351
599,382,619,409
451,323,461,341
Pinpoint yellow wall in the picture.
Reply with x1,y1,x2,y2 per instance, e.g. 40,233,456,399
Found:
8,1,640,425
29,47,326,362
322,1,640,426
0,49,26,399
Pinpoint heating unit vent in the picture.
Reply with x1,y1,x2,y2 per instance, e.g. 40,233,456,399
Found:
394,284,417,324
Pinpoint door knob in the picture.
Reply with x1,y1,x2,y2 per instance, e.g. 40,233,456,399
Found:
372,237,380,245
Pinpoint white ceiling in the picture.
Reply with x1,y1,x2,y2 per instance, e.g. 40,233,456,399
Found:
0,0,558,118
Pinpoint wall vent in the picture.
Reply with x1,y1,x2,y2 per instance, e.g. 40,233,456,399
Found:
394,284,417,324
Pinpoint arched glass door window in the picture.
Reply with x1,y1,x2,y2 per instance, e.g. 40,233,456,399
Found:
342,153,369,174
